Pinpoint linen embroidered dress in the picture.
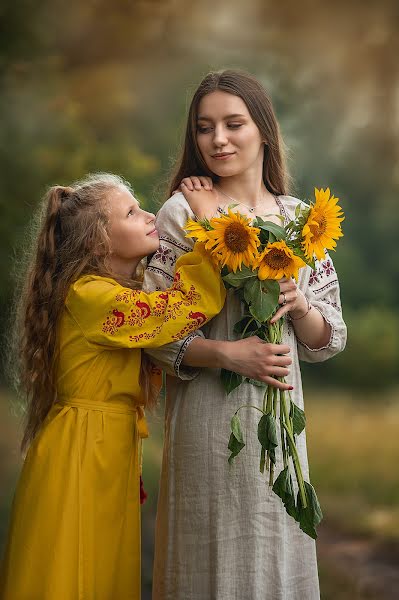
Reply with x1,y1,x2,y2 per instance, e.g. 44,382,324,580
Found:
0,245,225,600
144,193,347,600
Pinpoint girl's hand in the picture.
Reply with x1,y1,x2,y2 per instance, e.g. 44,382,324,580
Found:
219,337,293,391
172,176,213,194
181,186,220,221
270,278,308,324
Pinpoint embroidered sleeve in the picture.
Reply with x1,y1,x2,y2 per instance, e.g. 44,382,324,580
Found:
297,251,347,363
143,194,206,379
66,243,225,350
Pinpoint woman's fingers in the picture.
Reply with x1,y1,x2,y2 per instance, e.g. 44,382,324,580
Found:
262,376,293,391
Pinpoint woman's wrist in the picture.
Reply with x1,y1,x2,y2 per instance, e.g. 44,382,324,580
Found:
182,337,228,369
289,296,312,320
288,292,311,320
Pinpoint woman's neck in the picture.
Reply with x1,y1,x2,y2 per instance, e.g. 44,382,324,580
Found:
216,172,276,211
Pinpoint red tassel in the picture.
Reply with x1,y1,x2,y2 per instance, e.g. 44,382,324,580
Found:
140,475,148,505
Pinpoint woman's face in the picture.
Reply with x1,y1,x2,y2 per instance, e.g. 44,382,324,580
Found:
196,91,265,178
106,186,159,263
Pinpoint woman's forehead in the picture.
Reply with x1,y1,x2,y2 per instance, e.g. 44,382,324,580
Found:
197,91,249,120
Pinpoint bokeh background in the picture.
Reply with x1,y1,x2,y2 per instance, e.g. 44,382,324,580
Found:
1,0,398,598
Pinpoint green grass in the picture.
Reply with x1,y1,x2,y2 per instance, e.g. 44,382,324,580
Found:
306,387,399,540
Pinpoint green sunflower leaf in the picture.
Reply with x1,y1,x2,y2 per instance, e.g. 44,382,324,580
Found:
257,413,278,464
228,414,246,464
256,219,287,240
222,265,257,288
220,369,244,395
297,481,323,539
244,278,280,323
272,466,298,520
290,402,306,436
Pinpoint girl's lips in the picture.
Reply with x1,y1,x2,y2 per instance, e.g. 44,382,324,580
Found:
147,228,158,236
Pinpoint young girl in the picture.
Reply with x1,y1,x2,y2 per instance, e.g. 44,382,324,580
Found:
144,70,347,599
0,173,226,600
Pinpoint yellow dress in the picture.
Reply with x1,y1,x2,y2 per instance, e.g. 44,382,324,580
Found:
0,244,225,600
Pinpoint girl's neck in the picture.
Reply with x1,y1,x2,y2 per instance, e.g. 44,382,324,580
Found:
107,256,140,281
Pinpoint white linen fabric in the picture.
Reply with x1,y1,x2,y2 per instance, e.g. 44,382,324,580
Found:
144,193,347,600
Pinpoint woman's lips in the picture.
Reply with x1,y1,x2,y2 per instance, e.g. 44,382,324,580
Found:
211,152,235,160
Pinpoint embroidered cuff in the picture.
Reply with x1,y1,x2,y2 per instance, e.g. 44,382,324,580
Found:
296,305,337,352
174,332,203,380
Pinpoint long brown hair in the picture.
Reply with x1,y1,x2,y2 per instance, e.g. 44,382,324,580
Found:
169,69,291,198
11,173,156,452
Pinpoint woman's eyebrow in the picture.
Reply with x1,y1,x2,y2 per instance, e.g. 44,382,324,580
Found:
197,113,246,121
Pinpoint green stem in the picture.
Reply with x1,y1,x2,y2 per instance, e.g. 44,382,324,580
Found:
235,404,265,416
282,421,308,508
240,317,255,339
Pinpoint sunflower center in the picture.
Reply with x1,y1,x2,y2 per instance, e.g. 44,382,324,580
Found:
310,215,327,239
264,248,291,269
224,222,250,253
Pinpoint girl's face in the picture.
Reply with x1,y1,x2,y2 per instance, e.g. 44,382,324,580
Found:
106,187,159,264
196,91,265,178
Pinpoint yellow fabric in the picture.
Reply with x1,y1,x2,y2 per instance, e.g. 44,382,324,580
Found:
0,244,225,600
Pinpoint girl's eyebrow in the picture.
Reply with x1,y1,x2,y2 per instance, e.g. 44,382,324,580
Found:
197,113,246,121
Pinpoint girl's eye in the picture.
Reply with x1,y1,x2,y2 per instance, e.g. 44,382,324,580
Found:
128,209,136,217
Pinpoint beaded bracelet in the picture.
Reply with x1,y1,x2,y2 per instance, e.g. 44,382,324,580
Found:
289,297,312,321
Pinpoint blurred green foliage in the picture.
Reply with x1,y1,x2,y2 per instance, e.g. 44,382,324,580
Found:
0,0,398,389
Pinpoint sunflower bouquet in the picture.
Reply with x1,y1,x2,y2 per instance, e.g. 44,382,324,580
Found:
185,188,344,539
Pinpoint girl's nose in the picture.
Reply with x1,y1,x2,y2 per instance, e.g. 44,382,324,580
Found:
146,211,156,222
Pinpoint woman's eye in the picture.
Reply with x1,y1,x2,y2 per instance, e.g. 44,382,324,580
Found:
197,126,213,134
228,123,242,129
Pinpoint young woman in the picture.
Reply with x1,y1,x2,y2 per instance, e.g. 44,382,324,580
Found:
0,173,226,600
144,70,347,600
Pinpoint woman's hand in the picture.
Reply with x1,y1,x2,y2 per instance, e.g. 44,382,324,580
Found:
218,337,293,391
270,278,308,324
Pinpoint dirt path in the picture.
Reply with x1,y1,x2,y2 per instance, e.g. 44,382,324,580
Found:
317,521,399,600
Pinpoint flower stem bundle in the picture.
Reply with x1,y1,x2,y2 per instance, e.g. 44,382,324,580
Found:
185,188,344,538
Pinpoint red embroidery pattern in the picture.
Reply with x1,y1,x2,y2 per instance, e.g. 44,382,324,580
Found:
102,309,126,335
171,311,207,341
115,289,141,303
153,244,176,266
102,280,205,339
309,256,337,288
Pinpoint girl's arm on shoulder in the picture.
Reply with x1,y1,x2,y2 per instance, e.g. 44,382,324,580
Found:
66,245,225,350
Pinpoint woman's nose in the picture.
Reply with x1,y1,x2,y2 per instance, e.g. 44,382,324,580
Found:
213,125,228,147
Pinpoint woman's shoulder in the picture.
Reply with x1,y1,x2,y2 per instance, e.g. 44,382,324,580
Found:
157,192,194,221
155,192,195,241
277,194,309,219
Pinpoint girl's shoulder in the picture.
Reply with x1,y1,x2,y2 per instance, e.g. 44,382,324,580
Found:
66,274,121,306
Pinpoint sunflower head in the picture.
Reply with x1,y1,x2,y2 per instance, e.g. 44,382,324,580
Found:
302,188,344,261
256,240,305,281
185,219,211,244
206,209,260,272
